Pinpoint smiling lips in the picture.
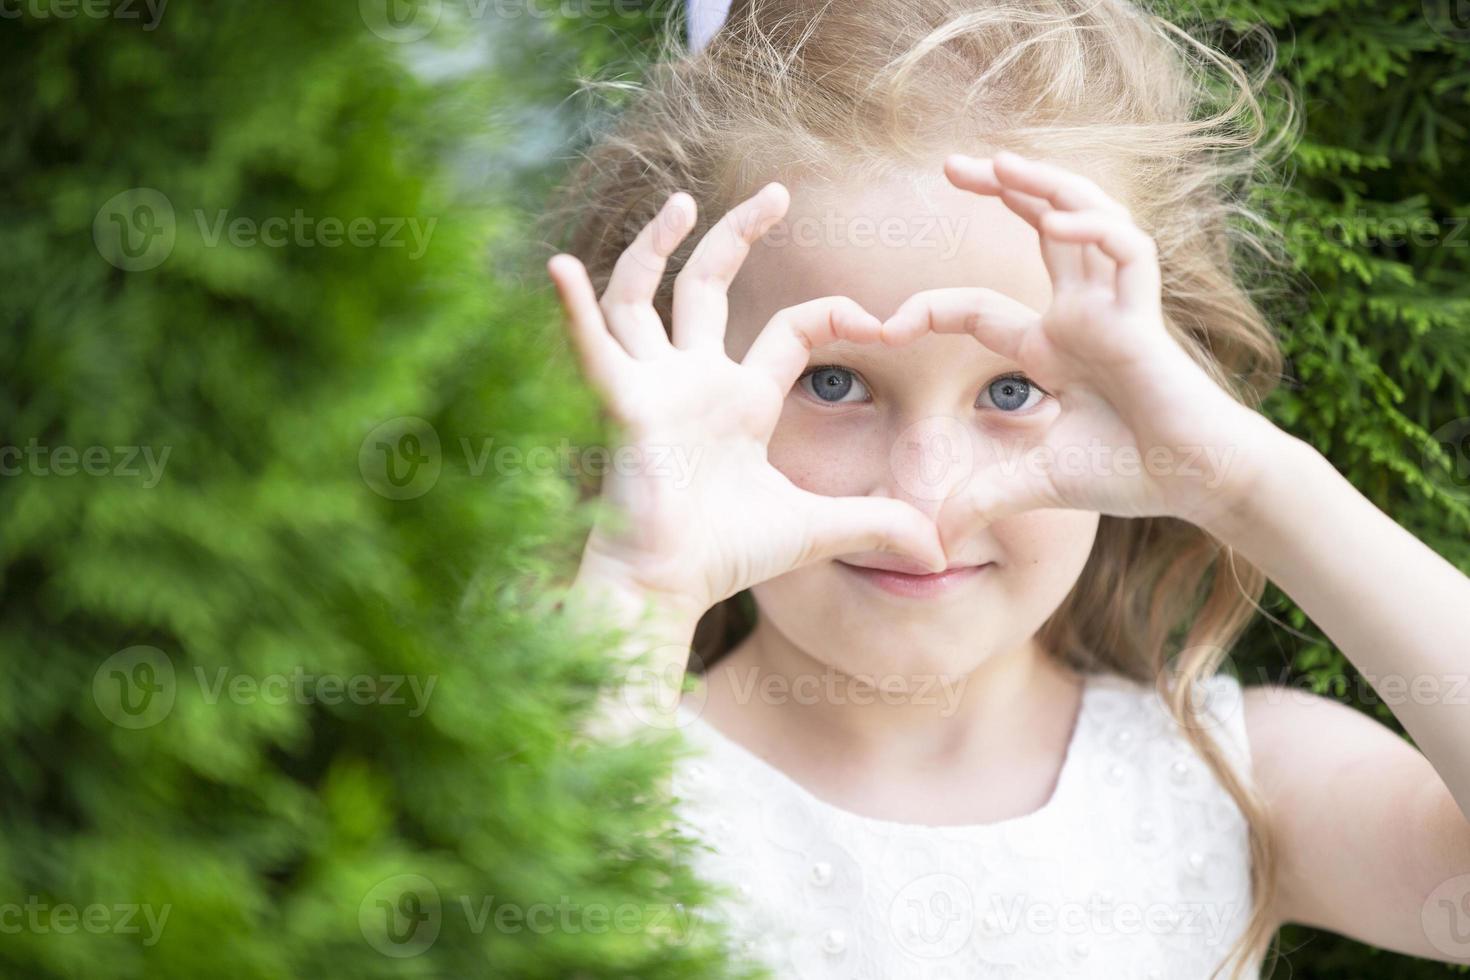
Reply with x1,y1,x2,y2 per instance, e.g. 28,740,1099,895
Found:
835,557,993,598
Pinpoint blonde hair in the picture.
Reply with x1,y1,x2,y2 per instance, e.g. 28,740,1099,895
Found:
543,1,1303,976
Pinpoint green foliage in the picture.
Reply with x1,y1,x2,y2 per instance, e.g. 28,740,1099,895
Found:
0,2,754,978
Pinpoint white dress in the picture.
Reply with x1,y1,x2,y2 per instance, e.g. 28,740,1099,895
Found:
670,670,1260,979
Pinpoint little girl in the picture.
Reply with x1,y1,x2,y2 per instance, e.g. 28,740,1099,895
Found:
544,0,1470,977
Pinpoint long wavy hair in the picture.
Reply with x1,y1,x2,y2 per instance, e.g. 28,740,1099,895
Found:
541,1,1303,976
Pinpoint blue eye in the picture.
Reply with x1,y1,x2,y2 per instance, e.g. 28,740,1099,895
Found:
799,366,870,404
980,374,1044,412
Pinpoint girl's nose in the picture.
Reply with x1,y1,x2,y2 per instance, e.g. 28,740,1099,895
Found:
883,414,978,518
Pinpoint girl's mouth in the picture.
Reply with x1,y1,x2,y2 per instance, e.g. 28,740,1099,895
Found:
834,559,993,598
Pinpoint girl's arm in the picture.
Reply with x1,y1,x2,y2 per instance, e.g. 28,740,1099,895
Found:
1202,430,1470,958
903,148,1470,962
562,554,704,739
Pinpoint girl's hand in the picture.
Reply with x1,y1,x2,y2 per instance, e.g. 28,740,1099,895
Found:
883,150,1284,538
549,184,946,624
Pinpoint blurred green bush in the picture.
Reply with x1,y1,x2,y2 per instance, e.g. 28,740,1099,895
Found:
0,1,752,977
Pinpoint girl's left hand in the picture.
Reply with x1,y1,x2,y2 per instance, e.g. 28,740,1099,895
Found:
882,149,1285,537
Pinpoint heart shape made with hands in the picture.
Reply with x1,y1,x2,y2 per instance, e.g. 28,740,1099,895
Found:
550,148,1267,608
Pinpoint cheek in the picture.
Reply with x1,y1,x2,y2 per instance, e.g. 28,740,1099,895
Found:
766,406,885,496
989,509,1100,597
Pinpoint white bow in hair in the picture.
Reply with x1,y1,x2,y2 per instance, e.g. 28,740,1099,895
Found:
687,0,733,52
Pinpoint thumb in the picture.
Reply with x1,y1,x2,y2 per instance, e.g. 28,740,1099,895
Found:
936,459,1059,541
797,492,947,572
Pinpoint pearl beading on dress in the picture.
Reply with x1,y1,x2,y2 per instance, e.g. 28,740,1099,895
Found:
670,670,1260,980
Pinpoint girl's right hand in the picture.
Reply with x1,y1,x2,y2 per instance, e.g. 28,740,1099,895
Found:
548,183,947,627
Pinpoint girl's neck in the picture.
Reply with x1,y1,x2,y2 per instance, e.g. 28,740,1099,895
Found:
695,614,1086,774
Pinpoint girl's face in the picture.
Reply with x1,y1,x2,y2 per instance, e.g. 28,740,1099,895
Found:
724,169,1101,680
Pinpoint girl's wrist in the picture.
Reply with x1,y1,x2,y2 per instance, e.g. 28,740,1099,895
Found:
569,546,709,646
1190,412,1313,549
567,554,706,742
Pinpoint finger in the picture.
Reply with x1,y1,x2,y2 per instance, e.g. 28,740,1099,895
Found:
994,154,1125,290
945,155,1084,287
990,149,1133,220
600,193,697,359
671,182,791,352
798,493,948,573
935,456,1060,538
1020,194,1085,289
548,254,631,401
740,295,884,392
882,287,1041,362
1080,242,1116,290
1040,209,1161,311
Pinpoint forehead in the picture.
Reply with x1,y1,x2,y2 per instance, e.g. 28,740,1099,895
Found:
726,169,1054,356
